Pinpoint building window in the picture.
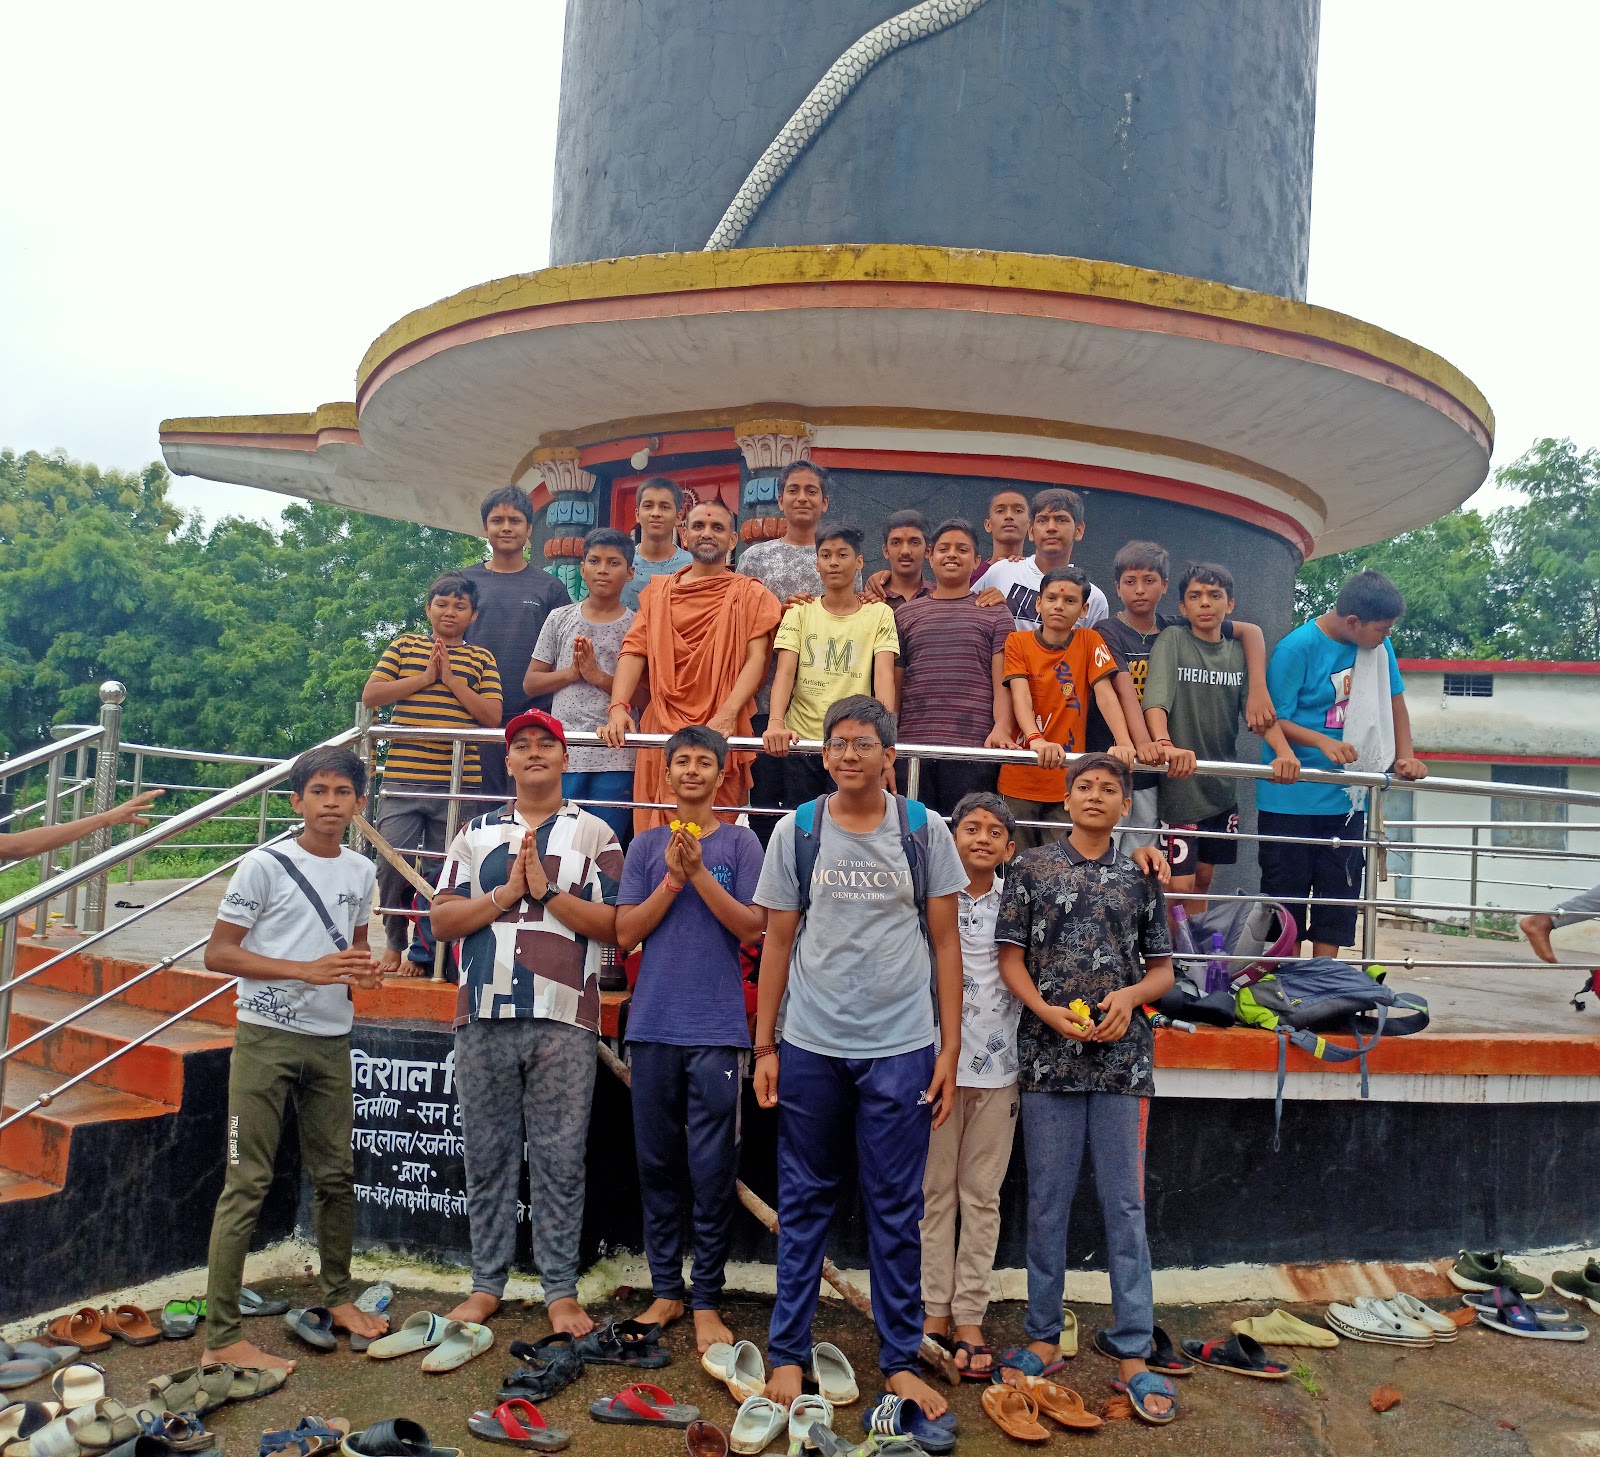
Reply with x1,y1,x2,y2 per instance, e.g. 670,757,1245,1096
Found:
1490,764,1568,851
1443,673,1494,698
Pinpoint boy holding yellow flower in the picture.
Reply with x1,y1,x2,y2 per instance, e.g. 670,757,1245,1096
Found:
615,726,767,1351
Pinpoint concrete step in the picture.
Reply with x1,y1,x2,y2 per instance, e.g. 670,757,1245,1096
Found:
17,945,236,1027
5,985,233,1105
0,1060,169,1190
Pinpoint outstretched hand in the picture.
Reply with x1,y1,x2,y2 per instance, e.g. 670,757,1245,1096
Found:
107,788,163,826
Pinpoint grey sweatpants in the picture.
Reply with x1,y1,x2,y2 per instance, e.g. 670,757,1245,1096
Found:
1553,883,1600,928
455,1017,596,1303
373,789,451,953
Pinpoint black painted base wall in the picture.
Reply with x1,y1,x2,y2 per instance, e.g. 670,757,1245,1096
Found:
0,1048,301,1324
327,1024,1600,1285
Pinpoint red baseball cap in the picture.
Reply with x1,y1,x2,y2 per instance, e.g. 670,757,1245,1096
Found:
504,708,567,748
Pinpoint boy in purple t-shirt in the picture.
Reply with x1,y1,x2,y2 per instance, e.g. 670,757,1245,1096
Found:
615,725,766,1352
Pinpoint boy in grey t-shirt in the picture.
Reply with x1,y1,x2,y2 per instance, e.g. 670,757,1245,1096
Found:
751,696,965,1421
202,746,388,1371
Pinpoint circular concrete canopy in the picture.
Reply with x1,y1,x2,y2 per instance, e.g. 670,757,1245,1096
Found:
161,244,1492,557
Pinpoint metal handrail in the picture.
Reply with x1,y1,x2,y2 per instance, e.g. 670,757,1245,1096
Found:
0,727,102,783
49,726,286,768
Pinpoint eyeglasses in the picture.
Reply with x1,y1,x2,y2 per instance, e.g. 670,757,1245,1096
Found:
823,736,884,754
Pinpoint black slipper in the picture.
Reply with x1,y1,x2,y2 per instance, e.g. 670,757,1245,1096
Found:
499,1335,585,1402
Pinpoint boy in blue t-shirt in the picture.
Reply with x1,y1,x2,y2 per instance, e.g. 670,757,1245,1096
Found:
1258,570,1428,956
615,725,766,1352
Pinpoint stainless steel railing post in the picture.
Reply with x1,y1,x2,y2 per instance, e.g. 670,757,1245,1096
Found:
1362,785,1384,968
63,745,88,929
0,916,17,1119
1468,826,1480,936
36,754,64,933
351,704,374,855
433,738,466,982
125,751,144,885
82,682,126,934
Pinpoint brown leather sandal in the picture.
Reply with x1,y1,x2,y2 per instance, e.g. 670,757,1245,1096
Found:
45,1311,109,1354
100,1307,162,1347
981,1385,1049,1443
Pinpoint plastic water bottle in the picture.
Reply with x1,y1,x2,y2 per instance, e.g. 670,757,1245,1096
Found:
1204,932,1229,996
1169,904,1198,957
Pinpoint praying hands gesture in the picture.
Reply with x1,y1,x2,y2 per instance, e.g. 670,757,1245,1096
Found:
663,825,703,888
572,636,608,689
427,638,458,689
498,830,549,907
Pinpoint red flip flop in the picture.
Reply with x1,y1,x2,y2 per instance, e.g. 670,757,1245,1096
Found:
587,1384,701,1429
467,1400,569,1451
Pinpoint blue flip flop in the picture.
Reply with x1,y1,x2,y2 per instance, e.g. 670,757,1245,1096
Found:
859,1394,956,1454
992,1347,1065,1383
1111,1371,1177,1426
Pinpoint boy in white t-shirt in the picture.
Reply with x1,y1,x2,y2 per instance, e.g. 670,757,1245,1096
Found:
920,792,1021,1381
975,487,1109,633
201,746,388,1371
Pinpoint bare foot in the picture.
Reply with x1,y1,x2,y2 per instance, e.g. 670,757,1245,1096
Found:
954,1323,991,1378
446,1292,501,1323
886,1370,948,1421
376,947,404,975
203,1339,294,1372
764,1364,804,1407
329,1302,389,1340
1117,1357,1171,1418
547,1296,593,1339
637,1298,684,1331
692,1308,732,1353
1521,913,1558,963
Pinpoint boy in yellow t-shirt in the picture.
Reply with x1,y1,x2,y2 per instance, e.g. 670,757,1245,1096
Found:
1000,564,1140,849
764,524,899,811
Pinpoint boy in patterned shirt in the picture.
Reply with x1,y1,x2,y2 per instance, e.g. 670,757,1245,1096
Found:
920,793,1019,1381
362,571,503,972
996,753,1178,1425
431,708,623,1336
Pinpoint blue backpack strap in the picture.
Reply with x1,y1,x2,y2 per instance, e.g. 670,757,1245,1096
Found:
894,794,930,915
793,794,830,917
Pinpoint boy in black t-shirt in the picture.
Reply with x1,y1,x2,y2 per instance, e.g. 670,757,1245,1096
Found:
1088,541,1274,850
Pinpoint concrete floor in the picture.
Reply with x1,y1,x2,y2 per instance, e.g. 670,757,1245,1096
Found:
38,879,1600,1037
29,1277,1600,1457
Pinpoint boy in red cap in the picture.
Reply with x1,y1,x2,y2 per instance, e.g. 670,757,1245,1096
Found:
431,708,624,1336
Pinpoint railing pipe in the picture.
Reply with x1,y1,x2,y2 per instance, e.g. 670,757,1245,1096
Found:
1361,787,1383,967
63,744,88,928
35,753,65,931
125,751,145,885
0,726,103,784
0,917,18,1119
434,738,466,982
82,683,125,934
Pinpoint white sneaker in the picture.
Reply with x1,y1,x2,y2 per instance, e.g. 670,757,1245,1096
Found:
1384,1293,1458,1341
1325,1299,1434,1346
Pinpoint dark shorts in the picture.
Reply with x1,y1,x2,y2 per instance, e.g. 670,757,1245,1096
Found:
1257,808,1366,949
1162,808,1239,871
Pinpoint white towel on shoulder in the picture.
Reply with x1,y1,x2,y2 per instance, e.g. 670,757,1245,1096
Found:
1340,645,1394,810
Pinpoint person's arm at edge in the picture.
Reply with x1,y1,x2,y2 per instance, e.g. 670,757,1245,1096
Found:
924,891,962,1131
0,789,162,860
752,908,799,1109
986,651,1017,748
1112,672,1161,764
764,650,800,753
688,850,768,944
1231,619,1276,733
439,658,502,727
600,653,648,747
1090,674,1138,769
1260,718,1301,782
524,655,578,699
709,635,771,738
206,919,374,984
1093,954,1176,1042
362,657,432,709
872,651,897,714
998,941,1091,1040
1392,693,1427,779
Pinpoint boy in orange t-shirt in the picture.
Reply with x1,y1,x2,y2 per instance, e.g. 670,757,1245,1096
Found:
1000,565,1142,849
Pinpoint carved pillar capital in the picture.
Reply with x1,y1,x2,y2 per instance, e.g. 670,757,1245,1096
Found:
733,419,814,471
524,446,596,495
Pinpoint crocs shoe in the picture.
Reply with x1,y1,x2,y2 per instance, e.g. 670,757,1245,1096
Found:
1383,1294,1457,1342
1552,1258,1600,1314
1324,1300,1433,1347
1448,1249,1545,1297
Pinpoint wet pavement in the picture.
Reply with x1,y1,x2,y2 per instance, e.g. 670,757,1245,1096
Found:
28,1278,1600,1457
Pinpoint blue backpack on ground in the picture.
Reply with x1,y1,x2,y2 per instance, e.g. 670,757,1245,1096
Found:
1235,956,1429,1149
792,793,931,925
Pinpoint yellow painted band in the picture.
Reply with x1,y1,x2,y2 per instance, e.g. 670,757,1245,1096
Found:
353,243,1493,436
160,401,358,437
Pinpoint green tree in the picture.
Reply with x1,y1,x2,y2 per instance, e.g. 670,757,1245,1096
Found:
1492,437,1600,661
1294,509,1506,658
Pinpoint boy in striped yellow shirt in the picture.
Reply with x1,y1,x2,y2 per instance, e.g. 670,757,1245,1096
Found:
362,571,503,972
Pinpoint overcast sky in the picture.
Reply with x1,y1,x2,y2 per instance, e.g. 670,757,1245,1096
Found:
2,1,1595,527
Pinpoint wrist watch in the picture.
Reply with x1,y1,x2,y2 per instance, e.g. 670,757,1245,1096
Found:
535,882,561,905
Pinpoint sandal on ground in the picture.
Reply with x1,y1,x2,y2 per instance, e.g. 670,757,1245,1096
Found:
499,1337,583,1404
25,1411,87,1457
588,1384,699,1429
260,1417,349,1457
466,1402,568,1452
343,1421,459,1457
367,1314,449,1361
1475,1292,1590,1341
992,1347,1062,1383
999,1377,1101,1432
237,1291,290,1319
73,1400,145,1453
1110,1371,1177,1427
808,1345,856,1407
420,1322,493,1374
137,1411,213,1454
159,1305,203,1343
223,1366,290,1404
1179,1333,1289,1378
952,1342,993,1383
283,1309,338,1353
50,1363,106,1407
1059,1309,1078,1359
45,1314,109,1356
699,1342,765,1404
1093,1326,1193,1376
728,1399,786,1456
572,1321,668,1370
0,1404,60,1447
1460,1288,1570,1320
99,1309,162,1349
788,1395,833,1453
859,1394,954,1454
0,1347,79,1393
347,1286,396,1354
981,1386,1049,1443
145,1366,233,1417
683,1421,728,1457
1231,1309,1340,1349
